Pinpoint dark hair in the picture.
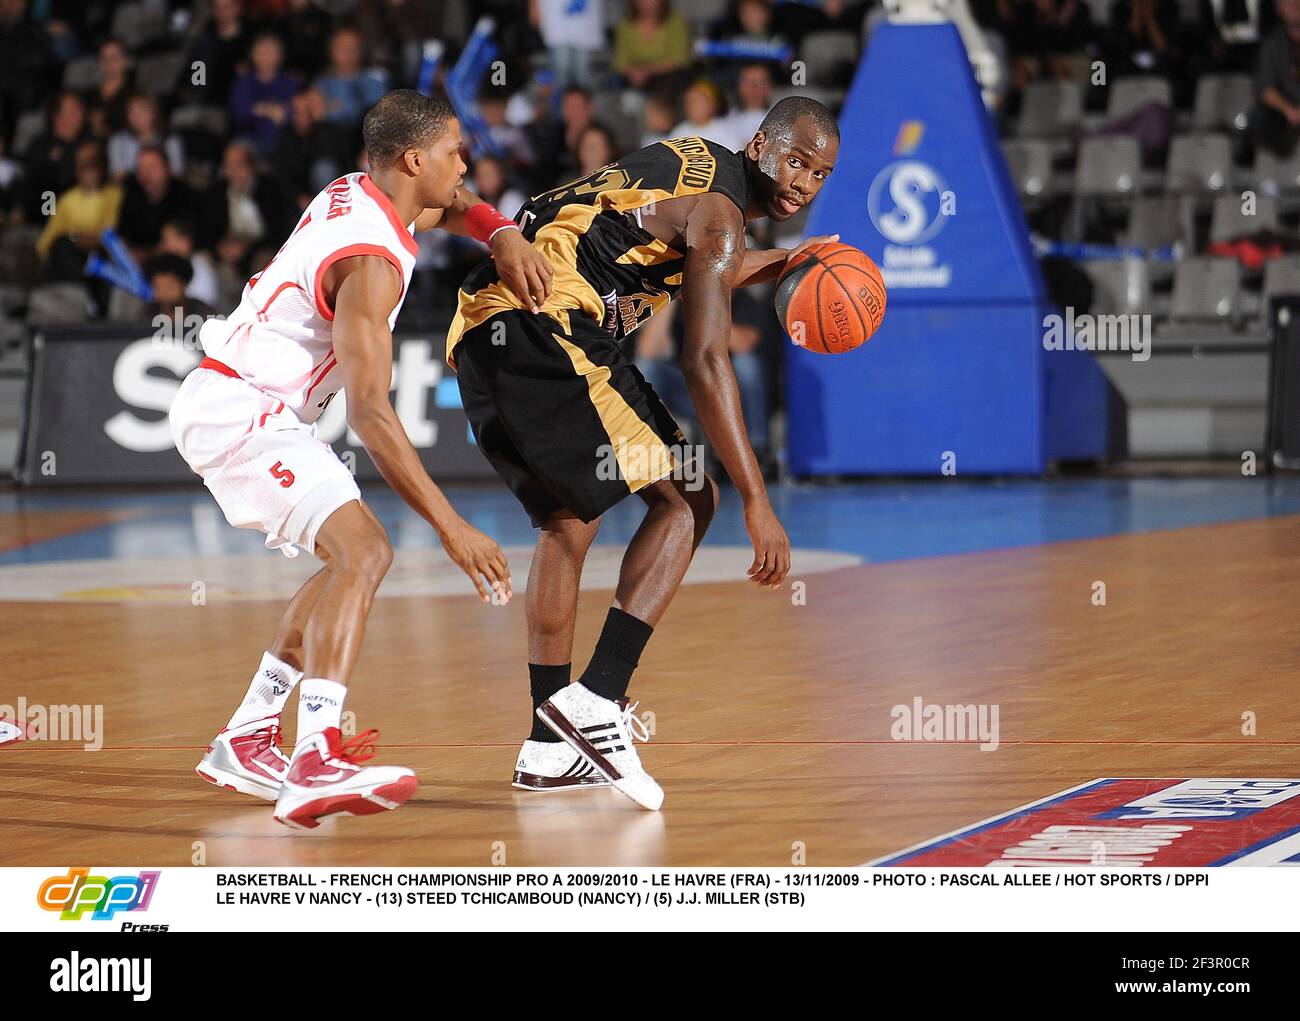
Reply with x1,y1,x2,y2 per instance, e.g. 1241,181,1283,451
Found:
362,89,455,168
162,218,196,241
147,253,193,286
136,143,170,171
758,96,839,141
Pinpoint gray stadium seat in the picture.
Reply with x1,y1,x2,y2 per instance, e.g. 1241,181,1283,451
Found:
136,53,186,97
25,283,91,326
1208,193,1279,243
1166,133,1233,193
11,109,45,155
1192,74,1253,132
1108,76,1172,119
1017,80,1082,137
798,31,859,87
1263,256,1300,303
1001,139,1052,199
61,55,99,92
1171,257,1240,323
1083,259,1152,316
675,0,728,30
1074,136,1141,196
1252,149,1300,197
1124,195,1191,250
111,2,168,50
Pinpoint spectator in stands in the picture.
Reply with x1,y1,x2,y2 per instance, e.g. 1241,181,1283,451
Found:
20,90,87,223
573,123,620,177
1105,0,1182,77
478,91,535,171
614,0,693,92
470,154,525,223
159,219,221,309
314,24,389,131
230,32,301,157
354,0,439,85
202,140,284,250
188,0,252,103
108,94,184,183
279,0,334,79
1256,0,1300,155
272,85,351,205
641,90,677,146
711,0,793,60
117,144,199,255
36,139,121,279
1199,0,1271,74
724,62,773,147
146,252,216,323
672,79,733,146
0,0,54,147
531,0,606,88
538,84,601,182
1007,0,1097,89
89,37,134,134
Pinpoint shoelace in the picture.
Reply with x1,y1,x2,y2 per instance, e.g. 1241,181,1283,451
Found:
621,701,650,744
336,728,380,764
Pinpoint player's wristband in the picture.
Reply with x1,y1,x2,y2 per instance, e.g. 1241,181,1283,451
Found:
464,202,519,245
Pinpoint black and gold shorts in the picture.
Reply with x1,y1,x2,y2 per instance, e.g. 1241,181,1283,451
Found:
453,309,685,526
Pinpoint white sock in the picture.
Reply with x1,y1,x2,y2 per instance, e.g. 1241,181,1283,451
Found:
226,652,303,729
296,678,347,748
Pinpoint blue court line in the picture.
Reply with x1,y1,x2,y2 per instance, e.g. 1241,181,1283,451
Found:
4,477,1300,566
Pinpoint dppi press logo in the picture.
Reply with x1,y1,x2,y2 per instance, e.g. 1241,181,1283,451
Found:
37,867,160,922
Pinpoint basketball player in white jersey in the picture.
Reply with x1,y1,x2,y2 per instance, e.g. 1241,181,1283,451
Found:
169,91,553,829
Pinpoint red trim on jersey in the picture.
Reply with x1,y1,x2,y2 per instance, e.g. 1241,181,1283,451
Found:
304,357,338,402
359,174,419,256
313,243,405,322
258,280,308,316
199,356,241,379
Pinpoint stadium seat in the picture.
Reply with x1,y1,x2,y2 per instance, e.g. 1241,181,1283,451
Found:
1262,255,1300,304
1074,136,1141,196
25,283,91,326
1166,133,1233,193
1253,149,1300,197
111,2,169,50
674,0,728,31
1082,258,1152,316
1170,257,1241,323
1017,80,1082,138
11,109,45,156
136,53,187,98
1108,76,1172,120
1192,74,1253,133
61,55,99,92
1208,193,1279,243
798,31,859,87
1124,195,1192,250
1001,139,1052,199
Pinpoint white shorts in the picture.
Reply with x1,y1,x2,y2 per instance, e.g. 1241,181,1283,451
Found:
169,367,360,558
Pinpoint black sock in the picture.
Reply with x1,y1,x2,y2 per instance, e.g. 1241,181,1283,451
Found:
528,662,570,742
577,608,654,703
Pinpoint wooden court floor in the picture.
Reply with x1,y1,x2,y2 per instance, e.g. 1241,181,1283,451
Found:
2,515,1298,866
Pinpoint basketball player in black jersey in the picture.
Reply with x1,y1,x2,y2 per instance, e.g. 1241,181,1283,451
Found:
446,97,840,809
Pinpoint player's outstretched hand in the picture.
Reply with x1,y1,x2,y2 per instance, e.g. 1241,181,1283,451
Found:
441,521,513,604
784,233,840,264
743,500,791,590
492,228,554,314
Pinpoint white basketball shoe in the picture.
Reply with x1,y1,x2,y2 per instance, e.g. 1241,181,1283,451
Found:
536,685,662,810
273,727,416,829
196,715,290,801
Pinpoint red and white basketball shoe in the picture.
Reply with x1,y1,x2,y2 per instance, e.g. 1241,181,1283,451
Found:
196,716,290,801
512,739,612,791
273,727,416,830
536,687,662,810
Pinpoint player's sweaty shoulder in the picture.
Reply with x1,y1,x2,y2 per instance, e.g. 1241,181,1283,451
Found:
683,193,745,274
642,192,740,251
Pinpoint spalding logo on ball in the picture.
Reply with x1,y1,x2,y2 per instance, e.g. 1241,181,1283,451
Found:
774,242,887,354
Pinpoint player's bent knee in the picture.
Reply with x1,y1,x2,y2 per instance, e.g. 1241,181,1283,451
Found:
686,474,720,530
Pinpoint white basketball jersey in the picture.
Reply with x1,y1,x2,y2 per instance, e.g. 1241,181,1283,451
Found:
197,172,419,424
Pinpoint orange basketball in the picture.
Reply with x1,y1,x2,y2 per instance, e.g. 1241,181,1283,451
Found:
774,242,887,355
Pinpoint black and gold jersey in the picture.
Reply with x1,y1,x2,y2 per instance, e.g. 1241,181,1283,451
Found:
447,136,749,365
